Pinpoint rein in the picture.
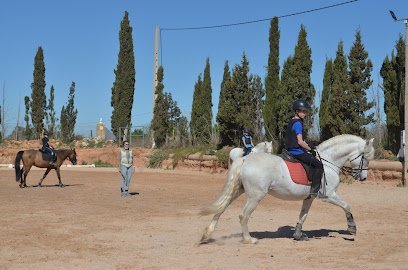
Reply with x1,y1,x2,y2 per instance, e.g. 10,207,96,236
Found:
317,151,368,178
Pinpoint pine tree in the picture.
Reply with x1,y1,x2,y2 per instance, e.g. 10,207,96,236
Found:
164,92,182,139
111,11,136,139
264,17,280,141
24,96,32,140
151,67,168,147
233,53,252,135
277,56,296,141
347,30,374,135
277,25,314,144
381,36,405,154
60,82,78,143
292,25,315,133
216,62,238,147
320,59,334,140
30,47,46,138
327,41,349,136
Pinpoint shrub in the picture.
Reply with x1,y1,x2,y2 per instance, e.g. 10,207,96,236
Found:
215,149,229,168
94,159,113,167
148,150,169,168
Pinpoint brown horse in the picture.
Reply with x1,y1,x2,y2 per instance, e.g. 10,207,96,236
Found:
14,149,77,188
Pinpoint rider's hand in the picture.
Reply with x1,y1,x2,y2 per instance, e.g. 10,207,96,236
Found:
309,144,316,150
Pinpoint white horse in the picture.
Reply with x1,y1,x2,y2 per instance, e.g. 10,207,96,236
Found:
229,141,273,163
200,135,375,243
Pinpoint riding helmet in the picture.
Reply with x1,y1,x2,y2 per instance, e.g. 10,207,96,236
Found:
292,99,311,111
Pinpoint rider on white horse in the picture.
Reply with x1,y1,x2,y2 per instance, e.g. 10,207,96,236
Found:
241,128,254,156
285,100,325,199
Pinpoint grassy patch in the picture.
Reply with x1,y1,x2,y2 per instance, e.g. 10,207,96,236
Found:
148,150,169,168
94,159,113,167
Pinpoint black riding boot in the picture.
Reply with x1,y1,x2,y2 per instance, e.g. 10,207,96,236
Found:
309,179,320,197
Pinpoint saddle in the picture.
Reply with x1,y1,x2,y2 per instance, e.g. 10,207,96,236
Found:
279,149,311,186
39,149,55,162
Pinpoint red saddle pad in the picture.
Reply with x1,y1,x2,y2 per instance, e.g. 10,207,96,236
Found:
284,160,311,186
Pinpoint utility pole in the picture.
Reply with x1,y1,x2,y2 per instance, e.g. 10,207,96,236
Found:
151,25,160,148
153,25,159,108
390,11,408,186
16,94,21,140
1,82,5,140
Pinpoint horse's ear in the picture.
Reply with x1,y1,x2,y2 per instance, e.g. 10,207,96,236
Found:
366,138,374,145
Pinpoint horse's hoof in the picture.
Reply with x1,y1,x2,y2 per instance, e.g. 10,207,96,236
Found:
59,184,65,188
243,237,258,244
38,184,42,187
348,226,357,235
19,185,23,188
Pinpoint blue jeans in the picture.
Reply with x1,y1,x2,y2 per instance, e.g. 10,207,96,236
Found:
120,165,133,193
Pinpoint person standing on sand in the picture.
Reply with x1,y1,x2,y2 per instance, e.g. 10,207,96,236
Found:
118,140,134,197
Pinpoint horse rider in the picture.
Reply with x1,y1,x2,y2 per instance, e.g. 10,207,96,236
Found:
285,100,326,199
42,130,56,166
242,128,254,156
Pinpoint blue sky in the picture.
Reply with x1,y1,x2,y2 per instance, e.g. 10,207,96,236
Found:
0,0,406,136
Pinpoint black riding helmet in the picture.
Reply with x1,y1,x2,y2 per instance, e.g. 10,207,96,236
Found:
292,99,311,112
243,128,250,133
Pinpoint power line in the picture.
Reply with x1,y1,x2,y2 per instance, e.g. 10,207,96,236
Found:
161,0,358,31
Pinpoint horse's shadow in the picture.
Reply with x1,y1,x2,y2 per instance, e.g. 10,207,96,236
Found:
31,184,84,188
219,226,354,242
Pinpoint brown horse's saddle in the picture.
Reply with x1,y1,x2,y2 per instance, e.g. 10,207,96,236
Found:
39,149,55,162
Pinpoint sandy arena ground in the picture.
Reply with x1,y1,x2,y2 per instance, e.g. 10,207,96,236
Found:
0,167,407,269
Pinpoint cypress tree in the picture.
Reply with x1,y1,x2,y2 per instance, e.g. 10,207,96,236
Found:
111,11,136,139
202,58,213,137
190,59,213,145
347,30,374,135
249,74,265,141
60,82,78,143
394,36,405,134
264,17,280,141
24,96,32,140
190,74,203,144
151,66,168,147
327,41,349,136
46,85,56,138
30,47,46,138
381,36,405,154
320,59,334,140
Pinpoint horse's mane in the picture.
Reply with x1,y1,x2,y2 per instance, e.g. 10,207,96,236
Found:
318,134,365,151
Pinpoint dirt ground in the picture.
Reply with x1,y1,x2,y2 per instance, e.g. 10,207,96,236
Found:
0,167,407,270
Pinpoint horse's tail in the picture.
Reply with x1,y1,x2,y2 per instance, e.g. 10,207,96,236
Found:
200,157,244,216
15,151,24,182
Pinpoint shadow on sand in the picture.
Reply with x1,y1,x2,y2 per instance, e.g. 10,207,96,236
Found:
215,226,355,243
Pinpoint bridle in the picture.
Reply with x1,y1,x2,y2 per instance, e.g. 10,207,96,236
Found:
318,151,369,179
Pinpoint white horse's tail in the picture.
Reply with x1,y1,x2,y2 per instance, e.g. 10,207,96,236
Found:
200,158,244,216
